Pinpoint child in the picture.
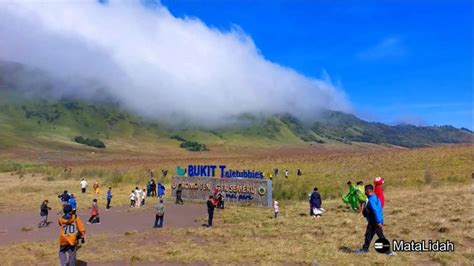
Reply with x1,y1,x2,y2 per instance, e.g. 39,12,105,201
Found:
88,199,100,224
93,182,100,194
130,190,136,207
273,200,279,219
135,187,141,208
39,200,51,227
374,177,385,208
141,188,146,206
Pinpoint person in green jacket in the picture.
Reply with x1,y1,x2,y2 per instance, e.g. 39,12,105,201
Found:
342,181,359,210
356,181,368,212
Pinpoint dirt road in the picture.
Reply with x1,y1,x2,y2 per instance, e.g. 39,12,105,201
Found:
0,202,206,245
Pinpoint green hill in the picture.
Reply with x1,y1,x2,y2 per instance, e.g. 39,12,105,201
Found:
0,61,471,151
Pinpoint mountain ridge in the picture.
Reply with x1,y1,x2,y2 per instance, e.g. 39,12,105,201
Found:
0,61,472,150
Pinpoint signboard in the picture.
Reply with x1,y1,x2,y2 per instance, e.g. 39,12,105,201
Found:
171,176,272,207
176,164,264,179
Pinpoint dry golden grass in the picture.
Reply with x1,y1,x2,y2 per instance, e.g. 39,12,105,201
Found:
0,183,472,265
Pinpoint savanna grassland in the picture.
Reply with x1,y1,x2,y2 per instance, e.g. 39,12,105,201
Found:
0,143,472,265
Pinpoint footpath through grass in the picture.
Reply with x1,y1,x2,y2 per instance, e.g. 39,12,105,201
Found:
0,184,472,265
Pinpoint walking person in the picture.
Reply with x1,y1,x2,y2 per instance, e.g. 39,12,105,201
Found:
39,200,51,228
175,184,183,205
207,195,215,227
106,187,112,210
135,187,142,208
130,190,136,208
87,199,100,224
58,205,86,266
153,199,165,228
80,178,88,193
356,184,393,255
310,187,323,217
69,194,77,216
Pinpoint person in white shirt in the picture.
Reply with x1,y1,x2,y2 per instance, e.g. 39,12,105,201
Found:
141,188,147,206
129,190,136,207
80,178,88,193
135,187,141,208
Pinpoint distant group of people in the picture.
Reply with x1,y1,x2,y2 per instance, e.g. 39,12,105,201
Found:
264,168,303,180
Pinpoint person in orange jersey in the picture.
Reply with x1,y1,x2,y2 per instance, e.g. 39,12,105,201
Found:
58,205,85,266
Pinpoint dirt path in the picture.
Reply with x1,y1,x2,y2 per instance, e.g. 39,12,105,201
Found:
0,202,206,245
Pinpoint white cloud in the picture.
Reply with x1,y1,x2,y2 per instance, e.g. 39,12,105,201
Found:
356,37,406,60
0,1,350,126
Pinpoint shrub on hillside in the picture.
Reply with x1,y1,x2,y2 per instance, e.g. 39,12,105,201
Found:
74,136,106,149
180,141,207,152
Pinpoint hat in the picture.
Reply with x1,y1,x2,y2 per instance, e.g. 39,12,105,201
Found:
63,205,73,214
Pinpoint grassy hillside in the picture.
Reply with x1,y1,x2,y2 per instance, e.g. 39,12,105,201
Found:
0,60,472,151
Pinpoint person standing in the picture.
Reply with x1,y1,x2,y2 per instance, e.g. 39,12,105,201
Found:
356,184,392,255
273,200,279,219
158,182,165,198
153,199,165,228
310,187,322,217
150,179,157,197
207,196,215,227
141,188,146,206
217,193,225,209
175,184,183,205
80,178,88,194
39,200,51,228
373,177,385,208
284,169,289,179
93,182,100,195
106,187,112,210
146,180,151,197
58,205,85,266
297,169,302,176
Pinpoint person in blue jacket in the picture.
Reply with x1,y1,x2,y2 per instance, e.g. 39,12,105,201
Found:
157,183,165,198
310,187,322,217
357,184,392,255
68,194,77,216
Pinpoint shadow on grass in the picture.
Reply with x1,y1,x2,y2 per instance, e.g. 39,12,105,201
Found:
76,260,87,266
338,246,353,254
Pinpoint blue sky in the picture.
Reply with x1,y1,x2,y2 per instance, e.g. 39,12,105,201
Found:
161,0,472,129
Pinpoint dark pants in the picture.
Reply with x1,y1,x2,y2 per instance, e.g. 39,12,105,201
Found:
59,245,77,266
218,200,224,209
362,223,386,251
141,199,145,206
89,215,100,223
106,198,111,209
176,194,183,204
130,200,135,207
208,210,214,227
151,189,156,197
81,188,86,193
154,214,164,228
